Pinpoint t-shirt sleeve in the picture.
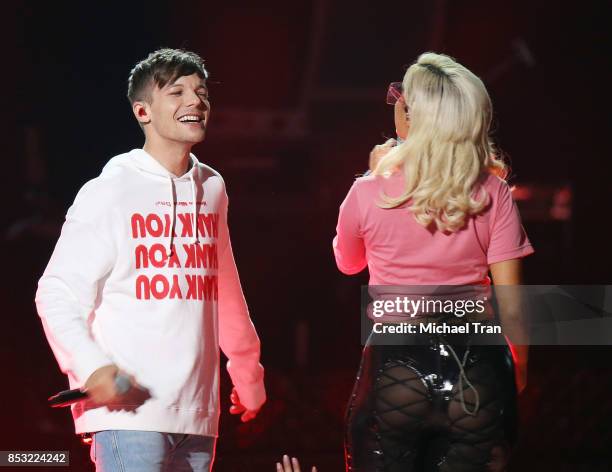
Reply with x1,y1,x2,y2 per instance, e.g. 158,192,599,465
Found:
333,181,367,274
487,181,535,264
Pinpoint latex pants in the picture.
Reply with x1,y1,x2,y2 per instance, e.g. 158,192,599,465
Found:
344,331,517,471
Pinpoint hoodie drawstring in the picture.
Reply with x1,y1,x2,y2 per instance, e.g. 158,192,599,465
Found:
190,172,199,244
166,164,199,256
167,176,176,257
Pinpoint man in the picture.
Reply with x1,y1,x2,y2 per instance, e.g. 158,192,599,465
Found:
35,48,265,471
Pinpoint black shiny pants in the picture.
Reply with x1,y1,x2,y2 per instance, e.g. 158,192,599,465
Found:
344,332,517,471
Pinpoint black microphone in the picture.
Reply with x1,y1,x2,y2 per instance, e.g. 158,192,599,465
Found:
48,374,131,408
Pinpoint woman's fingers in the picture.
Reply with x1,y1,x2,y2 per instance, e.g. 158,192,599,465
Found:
369,139,398,171
276,455,312,471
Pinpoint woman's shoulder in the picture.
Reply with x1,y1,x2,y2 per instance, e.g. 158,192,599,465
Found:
478,171,510,196
354,170,403,188
354,170,406,202
482,169,510,185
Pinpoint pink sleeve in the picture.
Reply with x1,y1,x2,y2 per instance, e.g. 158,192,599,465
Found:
217,182,266,411
333,181,367,274
487,181,535,264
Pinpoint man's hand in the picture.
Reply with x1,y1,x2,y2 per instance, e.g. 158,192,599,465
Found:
83,364,128,405
276,455,317,472
369,138,397,171
229,387,259,422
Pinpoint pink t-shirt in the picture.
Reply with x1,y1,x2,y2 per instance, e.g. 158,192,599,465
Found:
333,171,534,285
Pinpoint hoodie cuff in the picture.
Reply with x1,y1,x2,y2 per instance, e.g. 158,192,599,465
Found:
227,362,266,411
234,378,266,411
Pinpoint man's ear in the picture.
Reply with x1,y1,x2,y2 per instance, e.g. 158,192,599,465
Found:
132,100,151,125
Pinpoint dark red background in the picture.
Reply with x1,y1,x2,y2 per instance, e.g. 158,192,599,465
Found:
1,1,610,470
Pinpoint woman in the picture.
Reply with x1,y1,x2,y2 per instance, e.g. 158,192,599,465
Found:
333,52,533,471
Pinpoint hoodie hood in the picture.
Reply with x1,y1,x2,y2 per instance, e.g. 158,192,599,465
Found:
102,148,201,180
103,149,202,255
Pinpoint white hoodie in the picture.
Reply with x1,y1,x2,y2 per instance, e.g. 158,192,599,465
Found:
35,148,265,437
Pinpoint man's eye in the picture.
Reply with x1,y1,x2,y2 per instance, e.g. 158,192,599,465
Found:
171,91,182,96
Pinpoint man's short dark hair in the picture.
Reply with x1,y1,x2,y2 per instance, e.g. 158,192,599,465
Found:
127,48,208,104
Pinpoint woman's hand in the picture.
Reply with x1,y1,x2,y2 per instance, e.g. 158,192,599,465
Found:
275,455,317,472
514,360,528,394
369,138,397,171
509,342,529,395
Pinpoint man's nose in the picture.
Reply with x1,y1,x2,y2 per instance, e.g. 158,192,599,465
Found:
185,91,208,109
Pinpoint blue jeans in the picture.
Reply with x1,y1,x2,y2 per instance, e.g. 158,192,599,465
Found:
90,430,216,471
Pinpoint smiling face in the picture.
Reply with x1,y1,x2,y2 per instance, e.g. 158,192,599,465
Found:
132,73,210,146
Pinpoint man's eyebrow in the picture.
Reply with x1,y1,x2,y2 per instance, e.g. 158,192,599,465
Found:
166,82,208,90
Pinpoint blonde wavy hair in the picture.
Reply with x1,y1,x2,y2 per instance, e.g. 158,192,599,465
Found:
374,52,507,232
